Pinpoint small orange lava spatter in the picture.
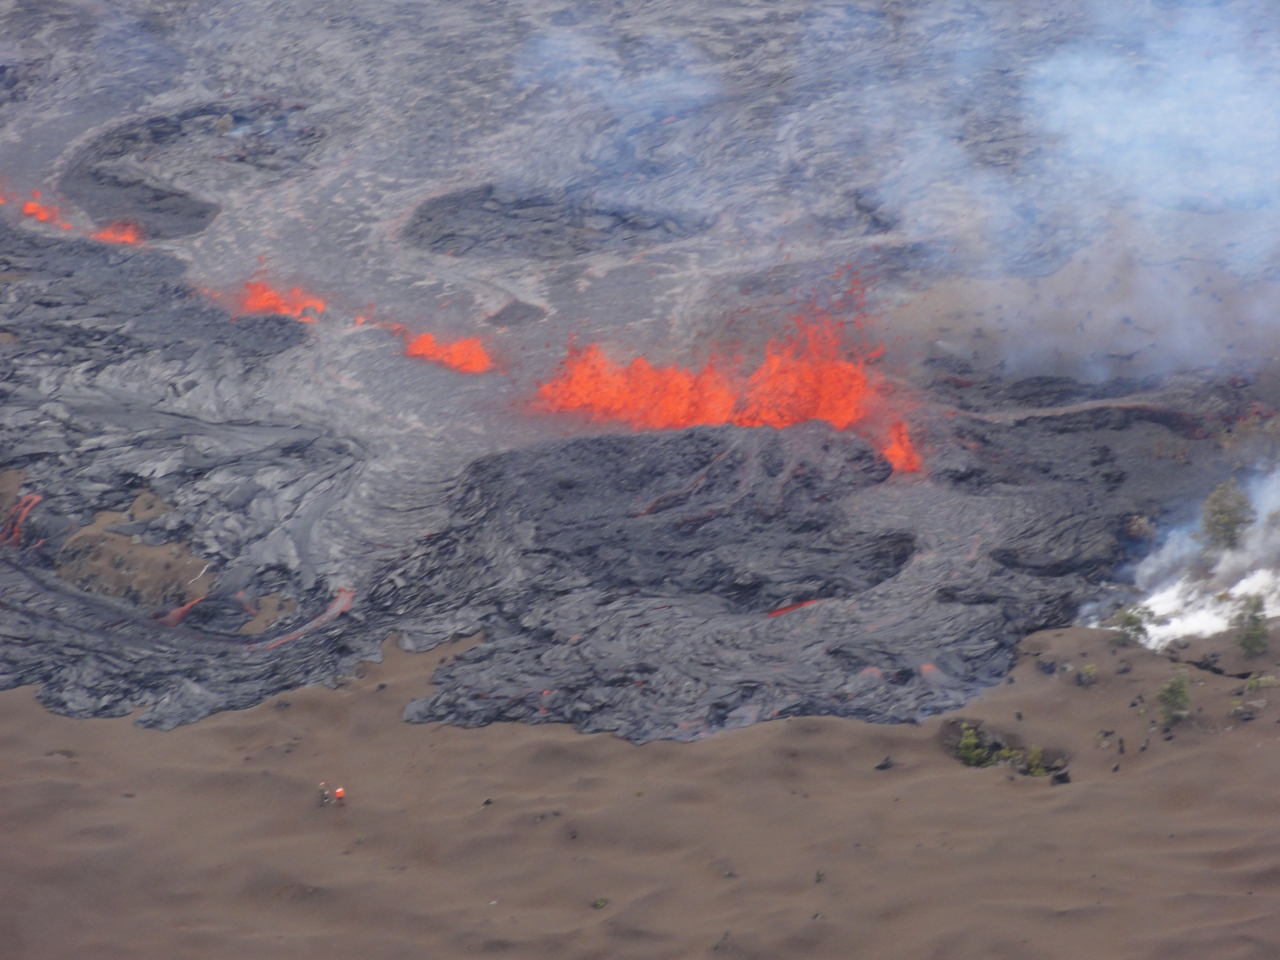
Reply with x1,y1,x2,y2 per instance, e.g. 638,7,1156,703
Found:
405,333,494,374
90,222,144,245
233,280,326,320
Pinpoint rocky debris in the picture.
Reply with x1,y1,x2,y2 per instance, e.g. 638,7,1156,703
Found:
0,59,42,114
402,184,708,260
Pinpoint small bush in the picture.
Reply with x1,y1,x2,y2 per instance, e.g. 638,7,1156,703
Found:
1158,672,1191,725
945,720,1063,779
1076,663,1098,686
1113,605,1154,645
1126,515,1157,541
1200,479,1256,550
1024,746,1048,777
956,722,995,767
1233,594,1269,658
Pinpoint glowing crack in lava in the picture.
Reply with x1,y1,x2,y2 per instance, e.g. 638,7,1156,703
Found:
233,280,326,320
537,320,922,472
90,221,143,245
404,332,494,374
19,191,72,230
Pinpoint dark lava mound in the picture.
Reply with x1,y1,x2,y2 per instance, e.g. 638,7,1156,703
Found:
372,381,1241,741
402,184,707,259
59,102,325,239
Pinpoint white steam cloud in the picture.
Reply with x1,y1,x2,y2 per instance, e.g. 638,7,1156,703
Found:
1031,6,1280,276
1135,469,1280,648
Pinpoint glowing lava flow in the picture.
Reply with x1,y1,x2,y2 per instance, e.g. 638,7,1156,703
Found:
537,320,922,471
0,493,41,546
405,332,494,373
19,191,72,230
233,280,326,320
882,420,923,473
0,178,141,242
259,587,356,650
90,221,143,245
354,315,493,374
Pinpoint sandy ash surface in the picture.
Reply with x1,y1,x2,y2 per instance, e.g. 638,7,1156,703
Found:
3,625,1279,960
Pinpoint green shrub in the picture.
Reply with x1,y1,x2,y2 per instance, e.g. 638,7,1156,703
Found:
1113,605,1154,645
1024,746,1048,777
957,722,995,767
1233,594,1270,658
1200,479,1256,550
1157,672,1191,725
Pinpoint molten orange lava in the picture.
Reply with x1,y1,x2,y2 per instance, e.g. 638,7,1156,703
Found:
91,221,143,245
20,191,72,230
767,599,822,618
536,343,736,429
405,332,494,374
259,587,356,650
536,320,922,471
882,420,922,473
234,280,326,320
156,596,203,628
0,493,41,546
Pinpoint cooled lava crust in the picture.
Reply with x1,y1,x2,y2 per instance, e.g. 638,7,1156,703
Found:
0,222,1258,739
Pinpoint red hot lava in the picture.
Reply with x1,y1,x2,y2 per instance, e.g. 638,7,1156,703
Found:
536,319,922,471
405,332,494,374
355,315,494,375
233,280,326,320
0,493,42,546
882,420,923,473
90,221,143,245
19,191,72,230
1,179,142,241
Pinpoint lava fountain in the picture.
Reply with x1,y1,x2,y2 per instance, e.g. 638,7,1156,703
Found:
536,318,922,471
